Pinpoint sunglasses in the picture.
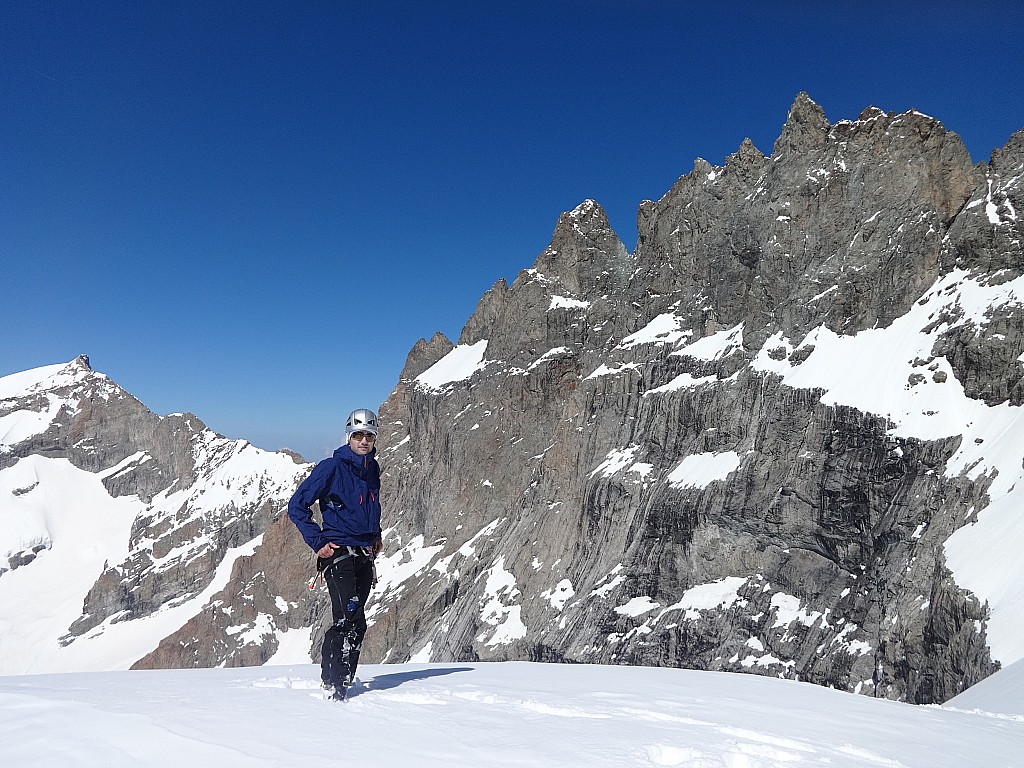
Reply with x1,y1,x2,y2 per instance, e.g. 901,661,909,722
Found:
350,431,376,443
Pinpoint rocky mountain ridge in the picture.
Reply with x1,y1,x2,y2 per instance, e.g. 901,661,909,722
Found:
358,93,1023,705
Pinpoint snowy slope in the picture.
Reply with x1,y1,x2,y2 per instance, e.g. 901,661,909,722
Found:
1,662,1022,767
0,456,143,670
947,657,1024,718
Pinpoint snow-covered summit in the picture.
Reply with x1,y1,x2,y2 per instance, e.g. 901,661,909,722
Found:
0,356,309,674
0,355,97,400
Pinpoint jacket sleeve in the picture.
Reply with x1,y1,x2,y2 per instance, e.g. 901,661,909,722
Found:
287,459,333,552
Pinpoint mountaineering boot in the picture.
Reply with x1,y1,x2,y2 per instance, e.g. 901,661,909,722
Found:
321,681,346,701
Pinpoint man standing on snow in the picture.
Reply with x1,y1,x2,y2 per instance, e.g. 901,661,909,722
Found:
288,408,383,701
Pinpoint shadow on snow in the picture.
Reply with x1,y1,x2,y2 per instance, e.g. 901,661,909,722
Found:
354,666,474,697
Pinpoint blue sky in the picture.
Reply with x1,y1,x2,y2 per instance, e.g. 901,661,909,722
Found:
3,2,1022,461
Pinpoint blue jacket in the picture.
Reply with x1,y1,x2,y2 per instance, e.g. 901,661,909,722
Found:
288,445,382,552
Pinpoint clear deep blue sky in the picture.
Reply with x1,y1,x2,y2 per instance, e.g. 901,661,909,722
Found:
3,2,1022,461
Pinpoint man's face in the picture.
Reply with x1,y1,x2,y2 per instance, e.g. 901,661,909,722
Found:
349,431,376,455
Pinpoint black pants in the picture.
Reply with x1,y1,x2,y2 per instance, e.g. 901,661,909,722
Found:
321,551,374,688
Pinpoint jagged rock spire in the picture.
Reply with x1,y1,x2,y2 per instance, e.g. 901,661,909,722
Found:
773,91,830,156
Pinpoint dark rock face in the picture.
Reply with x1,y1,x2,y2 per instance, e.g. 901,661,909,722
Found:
360,94,1024,704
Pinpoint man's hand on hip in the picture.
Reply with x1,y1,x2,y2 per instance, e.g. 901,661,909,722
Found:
317,542,339,558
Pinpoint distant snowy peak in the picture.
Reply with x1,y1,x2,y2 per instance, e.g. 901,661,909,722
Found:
0,355,310,674
0,355,119,458
0,354,104,405
0,354,99,401
1,354,301,476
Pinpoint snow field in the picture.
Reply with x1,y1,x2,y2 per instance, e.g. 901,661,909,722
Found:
1,662,1022,768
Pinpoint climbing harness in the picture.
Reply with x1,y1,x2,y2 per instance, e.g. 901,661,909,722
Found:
307,545,377,590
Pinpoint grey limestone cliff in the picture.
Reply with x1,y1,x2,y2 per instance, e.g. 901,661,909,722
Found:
360,93,1024,705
